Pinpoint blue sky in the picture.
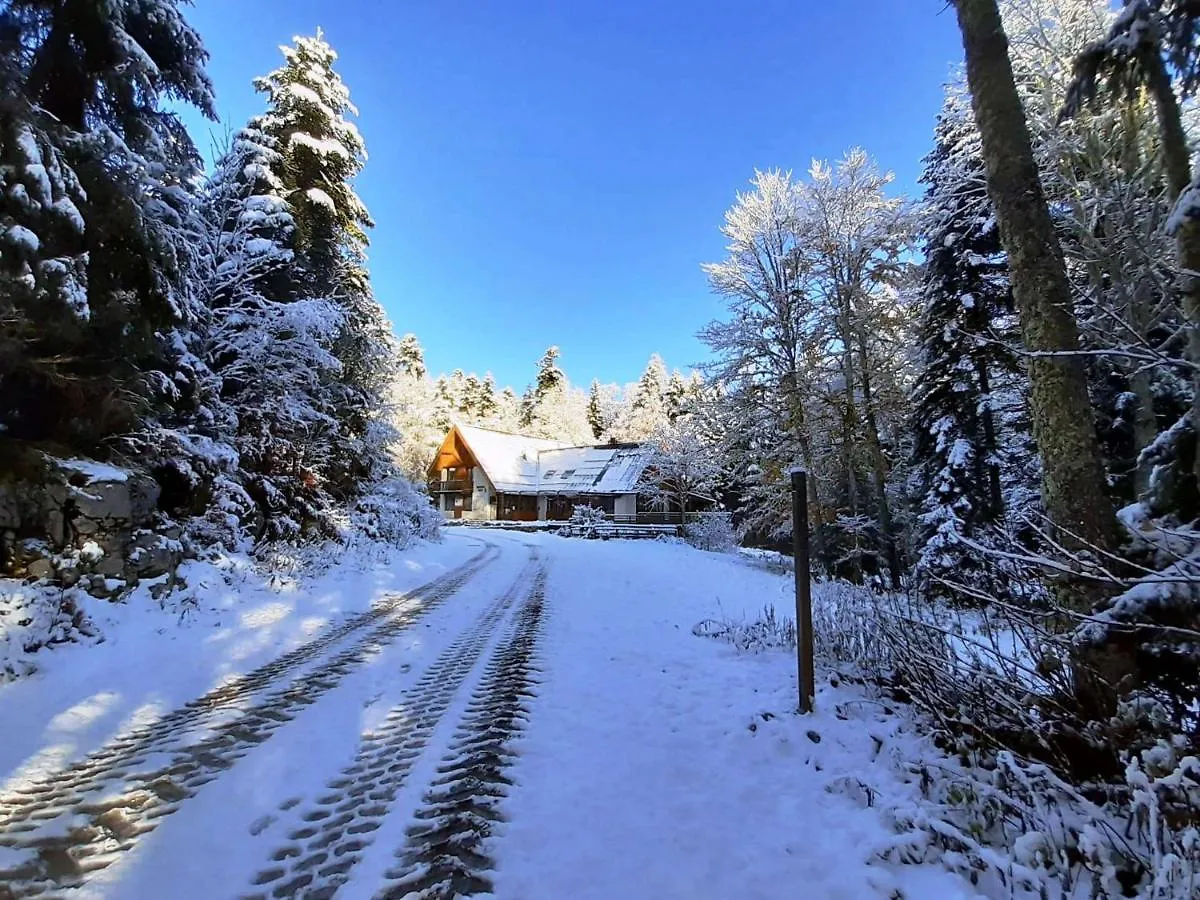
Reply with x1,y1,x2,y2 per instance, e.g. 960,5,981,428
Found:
181,1,964,390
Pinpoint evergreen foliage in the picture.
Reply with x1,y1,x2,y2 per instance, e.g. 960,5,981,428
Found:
0,11,433,557
910,89,1025,602
0,0,217,448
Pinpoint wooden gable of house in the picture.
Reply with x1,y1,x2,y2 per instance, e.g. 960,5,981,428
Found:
428,426,479,479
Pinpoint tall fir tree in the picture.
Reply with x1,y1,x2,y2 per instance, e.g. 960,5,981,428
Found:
477,374,499,420
665,371,689,423
396,334,428,379
251,31,371,292
195,124,345,537
587,380,607,439
521,346,566,428
534,346,566,395
251,31,392,494
954,0,1119,589
911,89,1022,601
620,354,670,440
633,354,668,413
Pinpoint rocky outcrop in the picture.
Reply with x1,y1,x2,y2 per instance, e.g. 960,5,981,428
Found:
0,451,178,594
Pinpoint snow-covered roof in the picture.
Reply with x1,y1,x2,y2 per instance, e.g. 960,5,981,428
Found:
452,425,651,496
454,424,570,494
537,444,655,495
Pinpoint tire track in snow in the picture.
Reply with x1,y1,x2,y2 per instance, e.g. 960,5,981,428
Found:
0,542,502,894
242,549,544,900
375,565,547,900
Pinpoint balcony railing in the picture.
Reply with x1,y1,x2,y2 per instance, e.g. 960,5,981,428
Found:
428,479,470,494
551,511,719,525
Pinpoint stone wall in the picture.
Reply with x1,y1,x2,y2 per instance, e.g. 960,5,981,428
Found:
0,452,175,593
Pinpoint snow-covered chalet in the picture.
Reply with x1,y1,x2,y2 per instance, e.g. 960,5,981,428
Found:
427,424,654,522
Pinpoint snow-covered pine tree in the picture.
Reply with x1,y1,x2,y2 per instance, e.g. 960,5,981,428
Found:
587,380,607,439
665,371,689,423
433,375,455,428
632,354,669,432
0,104,90,437
252,30,371,293
520,346,566,428
396,333,428,379
462,373,483,416
534,346,566,395
613,354,670,440
447,370,470,417
515,346,592,442
477,374,499,421
195,124,345,540
251,31,393,497
911,88,1024,603
0,0,216,449
385,334,446,483
495,386,521,431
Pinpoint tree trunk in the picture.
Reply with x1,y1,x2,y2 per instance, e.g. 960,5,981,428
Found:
840,349,863,584
1142,47,1200,492
1129,273,1160,496
856,332,902,588
953,0,1118,594
955,0,1132,718
1143,50,1191,200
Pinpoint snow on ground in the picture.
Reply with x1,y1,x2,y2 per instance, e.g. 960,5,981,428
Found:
0,535,476,793
491,533,979,900
91,537,532,900
0,530,987,898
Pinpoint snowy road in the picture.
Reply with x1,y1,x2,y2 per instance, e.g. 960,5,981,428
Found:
0,532,978,899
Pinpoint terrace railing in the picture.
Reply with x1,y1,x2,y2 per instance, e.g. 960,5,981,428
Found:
428,479,470,494
599,511,720,525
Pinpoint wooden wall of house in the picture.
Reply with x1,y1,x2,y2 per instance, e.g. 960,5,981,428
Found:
428,428,479,481
497,493,537,522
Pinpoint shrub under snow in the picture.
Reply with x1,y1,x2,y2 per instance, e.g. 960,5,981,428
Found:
343,478,442,549
693,603,795,652
692,571,1200,898
682,512,737,552
562,504,608,538
0,582,98,681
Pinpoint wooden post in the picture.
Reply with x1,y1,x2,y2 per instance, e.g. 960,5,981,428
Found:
791,469,815,714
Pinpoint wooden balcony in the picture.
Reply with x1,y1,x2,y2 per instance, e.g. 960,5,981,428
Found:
428,479,470,494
